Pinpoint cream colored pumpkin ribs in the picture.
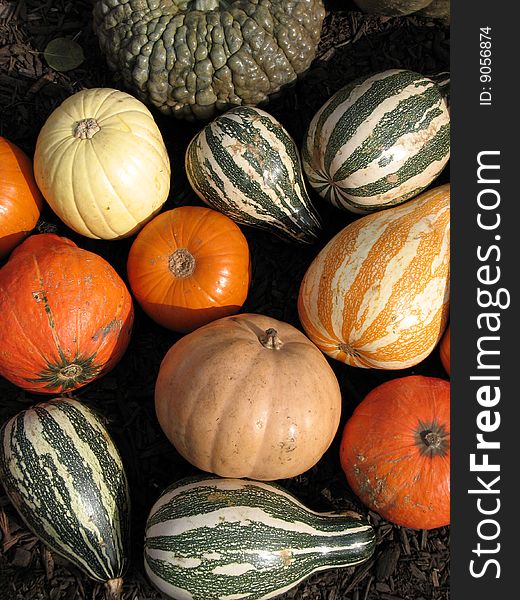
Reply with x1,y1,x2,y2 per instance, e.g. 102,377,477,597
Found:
34,88,171,240
298,184,450,369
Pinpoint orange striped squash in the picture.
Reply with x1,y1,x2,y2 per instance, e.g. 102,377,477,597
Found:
297,184,450,369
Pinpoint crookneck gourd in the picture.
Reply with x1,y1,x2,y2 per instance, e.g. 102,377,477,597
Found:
93,0,326,120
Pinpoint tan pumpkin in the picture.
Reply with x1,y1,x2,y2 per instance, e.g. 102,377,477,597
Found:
155,313,342,480
298,184,450,369
33,88,171,240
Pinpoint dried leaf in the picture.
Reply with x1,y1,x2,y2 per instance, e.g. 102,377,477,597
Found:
43,38,84,72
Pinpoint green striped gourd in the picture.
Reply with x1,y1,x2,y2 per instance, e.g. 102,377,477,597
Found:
302,69,450,213
185,106,322,243
0,398,130,596
144,475,375,600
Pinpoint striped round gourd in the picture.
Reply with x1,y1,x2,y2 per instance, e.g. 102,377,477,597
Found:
298,183,450,369
144,476,375,600
0,398,130,595
301,69,450,213
185,106,321,243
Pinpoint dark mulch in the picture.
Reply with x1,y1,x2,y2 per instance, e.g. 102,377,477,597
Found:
0,0,450,598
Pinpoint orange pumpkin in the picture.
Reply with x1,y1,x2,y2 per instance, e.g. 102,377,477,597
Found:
127,206,251,333
340,375,450,530
0,137,43,259
440,324,450,375
155,313,342,480
0,234,133,393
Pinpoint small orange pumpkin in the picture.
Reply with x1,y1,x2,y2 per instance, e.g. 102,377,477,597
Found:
155,313,342,480
0,137,43,259
340,375,450,530
127,206,251,333
0,234,133,393
440,324,450,375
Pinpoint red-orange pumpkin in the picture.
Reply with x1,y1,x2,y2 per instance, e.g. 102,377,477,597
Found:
340,375,450,530
127,206,251,333
440,324,450,375
0,137,43,259
0,234,133,393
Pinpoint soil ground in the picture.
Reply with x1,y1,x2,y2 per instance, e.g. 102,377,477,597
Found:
0,1,450,599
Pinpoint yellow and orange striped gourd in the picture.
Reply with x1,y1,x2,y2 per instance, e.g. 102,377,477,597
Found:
297,184,450,369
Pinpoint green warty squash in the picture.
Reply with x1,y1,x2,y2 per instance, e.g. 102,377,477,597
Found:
93,0,326,120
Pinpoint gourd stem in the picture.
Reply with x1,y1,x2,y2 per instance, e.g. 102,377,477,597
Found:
169,248,196,278
105,577,123,600
74,118,100,140
259,328,283,350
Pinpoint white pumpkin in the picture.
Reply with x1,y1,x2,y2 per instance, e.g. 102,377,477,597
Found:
34,88,171,240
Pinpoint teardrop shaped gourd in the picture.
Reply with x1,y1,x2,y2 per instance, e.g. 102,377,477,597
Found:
298,184,450,369
0,399,130,595
301,69,450,213
144,476,375,600
33,88,171,240
185,106,322,243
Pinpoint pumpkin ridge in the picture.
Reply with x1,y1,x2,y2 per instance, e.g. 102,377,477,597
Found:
31,258,69,365
62,141,103,239
85,141,141,227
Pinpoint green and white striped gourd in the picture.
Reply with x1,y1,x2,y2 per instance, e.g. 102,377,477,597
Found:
185,106,322,243
302,69,450,213
0,398,130,596
144,476,375,600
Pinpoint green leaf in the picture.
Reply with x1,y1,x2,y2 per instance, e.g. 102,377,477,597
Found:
43,38,84,72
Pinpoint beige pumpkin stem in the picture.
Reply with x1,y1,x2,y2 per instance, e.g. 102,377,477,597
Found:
259,328,283,350
105,577,123,600
74,118,101,140
169,248,196,278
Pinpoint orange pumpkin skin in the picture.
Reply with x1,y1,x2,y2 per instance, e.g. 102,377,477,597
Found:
0,137,43,259
0,234,133,393
155,313,342,481
298,184,450,369
440,324,450,375
127,206,250,333
340,375,450,530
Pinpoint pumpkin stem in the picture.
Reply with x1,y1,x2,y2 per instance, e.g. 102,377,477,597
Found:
74,118,101,140
169,248,196,278
259,328,283,350
105,577,123,600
